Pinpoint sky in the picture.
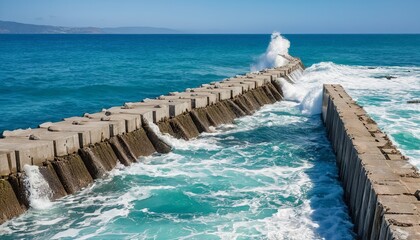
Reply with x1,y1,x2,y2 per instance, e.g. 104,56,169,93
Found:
1,0,419,33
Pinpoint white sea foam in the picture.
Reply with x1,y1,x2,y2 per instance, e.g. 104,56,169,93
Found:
251,32,291,71
147,121,221,151
23,165,54,210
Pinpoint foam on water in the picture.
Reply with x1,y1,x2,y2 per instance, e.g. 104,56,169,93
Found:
148,121,221,151
22,165,54,210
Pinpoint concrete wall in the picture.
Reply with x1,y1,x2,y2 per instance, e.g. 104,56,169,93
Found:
0,58,303,225
322,84,420,240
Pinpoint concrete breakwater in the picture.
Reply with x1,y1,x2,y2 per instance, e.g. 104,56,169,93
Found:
0,59,304,224
322,84,420,239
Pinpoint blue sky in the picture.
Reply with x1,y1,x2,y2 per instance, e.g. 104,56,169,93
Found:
1,0,419,33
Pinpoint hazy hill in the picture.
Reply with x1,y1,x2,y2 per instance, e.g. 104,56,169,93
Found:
0,20,179,34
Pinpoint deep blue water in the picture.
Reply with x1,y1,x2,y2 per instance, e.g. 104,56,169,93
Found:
1,34,419,133
0,34,419,239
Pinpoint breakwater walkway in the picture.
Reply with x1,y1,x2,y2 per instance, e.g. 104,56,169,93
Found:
0,59,303,224
322,84,420,239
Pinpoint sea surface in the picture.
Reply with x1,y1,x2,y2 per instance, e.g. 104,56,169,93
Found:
0,34,419,239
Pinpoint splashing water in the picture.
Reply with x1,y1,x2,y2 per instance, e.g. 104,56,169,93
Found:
23,165,54,210
251,32,291,71
147,121,221,151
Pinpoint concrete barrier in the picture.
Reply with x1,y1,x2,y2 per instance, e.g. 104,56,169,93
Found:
64,116,126,137
0,151,16,176
84,112,141,133
40,120,109,147
322,84,420,240
106,105,161,123
3,128,80,157
140,99,191,117
0,138,54,171
158,93,209,109
190,86,232,101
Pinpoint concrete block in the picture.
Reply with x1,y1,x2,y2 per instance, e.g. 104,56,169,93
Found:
223,78,255,91
85,112,141,133
106,105,166,123
42,120,109,147
211,83,243,97
243,75,269,87
3,128,79,157
0,138,54,171
0,150,16,176
64,116,125,137
139,99,191,117
159,93,208,109
190,87,231,101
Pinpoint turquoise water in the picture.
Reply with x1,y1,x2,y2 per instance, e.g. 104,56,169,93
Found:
0,34,419,239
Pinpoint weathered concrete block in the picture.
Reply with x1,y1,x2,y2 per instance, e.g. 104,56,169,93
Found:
140,99,191,117
85,112,141,133
241,75,268,87
52,154,93,194
0,150,16,176
42,121,109,147
159,93,209,109
0,138,54,171
210,83,243,97
3,128,79,157
106,105,166,123
183,91,218,105
190,87,232,101
64,116,124,138
223,78,255,91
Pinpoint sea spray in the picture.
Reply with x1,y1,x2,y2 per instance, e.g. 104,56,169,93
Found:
23,165,53,210
299,88,323,115
277,78,306,102
251,32,291,71
276,77,323,116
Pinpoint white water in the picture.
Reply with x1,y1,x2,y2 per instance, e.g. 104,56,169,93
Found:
147,121,221,151
23,165,54,210
251,32,291,71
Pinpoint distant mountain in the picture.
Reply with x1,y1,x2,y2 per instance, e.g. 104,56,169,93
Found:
0,20,179,34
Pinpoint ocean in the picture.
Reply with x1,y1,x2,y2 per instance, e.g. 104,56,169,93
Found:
0,34,419,239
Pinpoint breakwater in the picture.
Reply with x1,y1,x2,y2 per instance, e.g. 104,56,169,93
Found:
0,58,304,224
322,84,420,239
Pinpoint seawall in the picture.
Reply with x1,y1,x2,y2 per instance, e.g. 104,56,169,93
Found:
322,84,420,239
0,59,304,224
